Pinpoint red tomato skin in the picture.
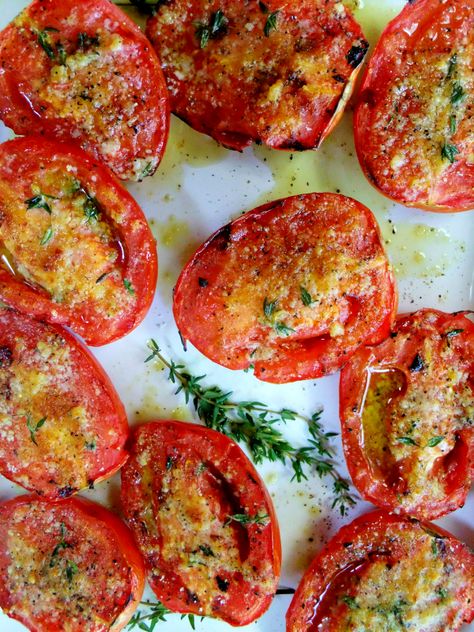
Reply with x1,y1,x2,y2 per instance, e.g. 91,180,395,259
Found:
354,0,474,212
0,307,129,498
147,0,367,151
0,495,145,632
0,0,169,181
121,420,282,626
286,510,474,632
0,136,157,346
339,309,474,521
173,193,397,383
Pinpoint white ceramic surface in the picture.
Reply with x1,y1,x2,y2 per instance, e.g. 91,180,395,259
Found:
0,1,472,630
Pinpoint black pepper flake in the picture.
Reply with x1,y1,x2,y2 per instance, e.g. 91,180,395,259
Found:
409,353,424,373
346,41,369,68
58,485,75,498
0,346,13,367
198,277,209,287
216,576,230,592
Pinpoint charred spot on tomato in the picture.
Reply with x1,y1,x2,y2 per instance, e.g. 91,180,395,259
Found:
216,576,230,592
277,139,309,151
286,71,306,90
198,277,209,288
58,485,76,498
346,40,369,68
409,353,424,373
0,346,13,367
211,223,232,251
186,589,200,605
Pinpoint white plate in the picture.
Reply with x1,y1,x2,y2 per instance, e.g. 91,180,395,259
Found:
0,0,472,630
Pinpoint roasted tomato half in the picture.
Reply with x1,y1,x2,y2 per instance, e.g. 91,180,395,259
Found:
354,0,474,211
339,309,474,520
121,420,281,626
287,510,474,631
0,306,128,498
0,0,169,180
0,137,157,346
0,495,145,632
173,193,397,383
147,0,368,151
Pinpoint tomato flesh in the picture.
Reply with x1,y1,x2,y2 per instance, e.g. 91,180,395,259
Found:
287,510,474,631
354,0,474,211
0,0,169,180
121,420,281,626
0,495,145,632
147,0,367,150
174,193,397,383
0,137,157,346
339,309,474,520
0,306,128,498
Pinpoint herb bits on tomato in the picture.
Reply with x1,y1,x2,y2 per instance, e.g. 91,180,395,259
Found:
0,495,145,631
173,193,397,383
0,307,129,498
354,0,474,211
121,421,281,626
287,510,474,631
0,0,169,180
0,137,157,345
339,309,474,520
147,0,368,150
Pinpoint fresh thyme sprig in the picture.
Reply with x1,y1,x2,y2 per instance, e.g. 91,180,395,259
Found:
128,601,201,630
145,340,356,515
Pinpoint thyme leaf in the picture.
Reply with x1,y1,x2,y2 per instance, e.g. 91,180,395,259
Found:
426,436,444,448
127,600,201,630
40,227,54,246
145,339,356,515
300,286,313,306
195,9,228,49
441,143,460,164
26,415,46,446
264,11,279,36
225,512,269,526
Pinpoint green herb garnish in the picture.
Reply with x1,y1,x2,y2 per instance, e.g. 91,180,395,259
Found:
145,340,356,515
441,143,460,163
451,81,465,105
65,560,78,582
26,414,46,446
446,328,463,338
263,296,278,318
263,297,295,336
397,436,418,446
25,192,56,214
225,512,269,526
37,28,57,59
50,522,70,566
128,601,200,630
123,279,135,295
264,11,279,36
449,114,457,135
274,321,295,336
83,193,100,222
40,227,54,246
195,9,228,49
342,595,358,610
426,436,444,447
446,53,457,79
300,286,313,306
